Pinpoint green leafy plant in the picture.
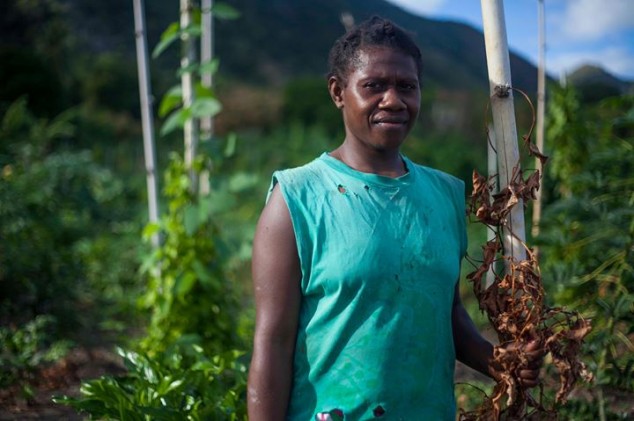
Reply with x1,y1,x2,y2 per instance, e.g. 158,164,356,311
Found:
139,152,243,356
152,2,239,137
55,342,247,420
54,4,250,418
0,98,140,334
538,88,634,420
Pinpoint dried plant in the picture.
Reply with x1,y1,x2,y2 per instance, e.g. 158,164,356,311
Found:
458,91,592,420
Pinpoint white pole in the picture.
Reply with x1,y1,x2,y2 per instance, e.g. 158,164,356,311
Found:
201,0,214,138
181,0,198,192
133,0,160,249
532,0,546,239
199,0,213,195
480,0,527,262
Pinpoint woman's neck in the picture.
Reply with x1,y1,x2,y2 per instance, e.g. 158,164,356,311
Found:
329,144,408,178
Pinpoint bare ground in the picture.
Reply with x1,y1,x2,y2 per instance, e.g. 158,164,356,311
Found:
0,347,125,420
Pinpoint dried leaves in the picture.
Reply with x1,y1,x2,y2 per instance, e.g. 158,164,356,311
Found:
460,124,591,420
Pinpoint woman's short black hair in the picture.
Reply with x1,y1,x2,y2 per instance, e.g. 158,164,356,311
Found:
327,15,423,83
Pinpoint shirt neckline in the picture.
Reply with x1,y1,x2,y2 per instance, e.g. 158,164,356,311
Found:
319,152,415,188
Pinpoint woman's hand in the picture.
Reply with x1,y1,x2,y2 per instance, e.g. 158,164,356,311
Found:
515,339,545,388
489,339,546,388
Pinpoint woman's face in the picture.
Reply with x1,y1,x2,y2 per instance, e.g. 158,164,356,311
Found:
329,46,421,153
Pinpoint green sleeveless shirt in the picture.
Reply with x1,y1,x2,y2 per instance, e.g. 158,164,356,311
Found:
270,153,467,420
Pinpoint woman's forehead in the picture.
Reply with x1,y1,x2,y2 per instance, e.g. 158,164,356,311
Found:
349,47,419,78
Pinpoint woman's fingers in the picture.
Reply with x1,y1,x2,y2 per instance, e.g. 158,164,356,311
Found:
517,340,545,388
494,339,546,388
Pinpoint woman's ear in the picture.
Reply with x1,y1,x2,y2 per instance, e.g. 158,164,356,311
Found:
328,76,344,109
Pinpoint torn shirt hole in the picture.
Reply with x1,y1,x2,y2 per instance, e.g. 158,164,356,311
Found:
373,405,385,417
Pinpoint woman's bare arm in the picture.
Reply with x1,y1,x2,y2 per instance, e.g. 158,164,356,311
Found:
452,282,494,377
248,185,302,420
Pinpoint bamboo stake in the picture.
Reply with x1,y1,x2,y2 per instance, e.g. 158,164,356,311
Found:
199,0,213,195
133,0,160,249
480,0,527,263
201,0,214,138
181,0,198,192
532,0,546,240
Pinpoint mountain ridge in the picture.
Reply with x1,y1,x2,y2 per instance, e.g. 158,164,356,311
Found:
212,0,540,93
55,0,542,94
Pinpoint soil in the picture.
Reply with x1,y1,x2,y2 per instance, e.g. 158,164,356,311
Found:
0,347,126,420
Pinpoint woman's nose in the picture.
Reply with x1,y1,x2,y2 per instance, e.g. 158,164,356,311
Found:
379,87,406,110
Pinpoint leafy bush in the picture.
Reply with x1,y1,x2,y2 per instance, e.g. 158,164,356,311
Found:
0,98,143,336
55,343,247,420
539,89,634,419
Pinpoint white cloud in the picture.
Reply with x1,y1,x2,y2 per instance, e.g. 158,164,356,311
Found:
385,0,447,16
562,0,634,41
548,46,634,80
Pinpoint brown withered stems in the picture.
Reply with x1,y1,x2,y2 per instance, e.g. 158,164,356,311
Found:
458,90,592,420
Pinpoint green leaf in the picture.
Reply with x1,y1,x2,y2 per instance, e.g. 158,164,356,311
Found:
183,204,201,235
224,133,237,157
158,85,183,117
160,108,191,136
156,377,184,396
199,59,220,75
174,272,196,298
212,3,241,19
194,83,214,98
139,249,160,276
176,62,199,77
181,24,203,38
190,98,222,119
142,222,161,240
152,22,180,58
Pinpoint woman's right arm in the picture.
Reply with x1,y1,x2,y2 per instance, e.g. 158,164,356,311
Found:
248,185,302,421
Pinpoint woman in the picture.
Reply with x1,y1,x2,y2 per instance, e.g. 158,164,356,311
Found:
247,16,542,420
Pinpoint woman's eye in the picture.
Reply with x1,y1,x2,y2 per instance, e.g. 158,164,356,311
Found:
399,83,417,91
364,81,383,89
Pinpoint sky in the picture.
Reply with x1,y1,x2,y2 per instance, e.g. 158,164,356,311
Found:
385,0,634,81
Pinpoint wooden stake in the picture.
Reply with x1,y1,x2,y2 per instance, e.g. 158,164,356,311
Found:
480,0,527,263
532,0,546,240
199,0,213,195
181,0,198,192
133,0,160,249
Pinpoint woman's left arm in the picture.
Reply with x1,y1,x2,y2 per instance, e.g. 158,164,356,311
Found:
452,282,494,377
